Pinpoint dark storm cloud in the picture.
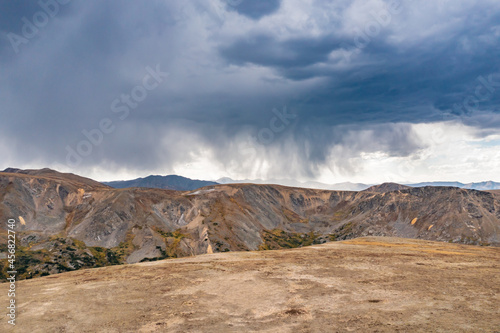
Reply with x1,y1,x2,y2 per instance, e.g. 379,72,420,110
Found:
0,0,499,180
219,8,500,127
0,1,42,31
0,0,75,58
225,0,281,20
220,34,348,70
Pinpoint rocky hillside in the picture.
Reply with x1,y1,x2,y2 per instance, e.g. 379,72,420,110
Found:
1,169,500,279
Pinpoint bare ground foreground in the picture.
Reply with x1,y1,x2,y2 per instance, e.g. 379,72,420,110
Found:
1,237,500,332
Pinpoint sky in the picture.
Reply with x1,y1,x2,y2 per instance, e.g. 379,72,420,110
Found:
0,0,500,184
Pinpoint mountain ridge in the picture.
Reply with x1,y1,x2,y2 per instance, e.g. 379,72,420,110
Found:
1,168,500,280
364,183,412,193
103,174,218,191
217,177,370,191
217,177,500,191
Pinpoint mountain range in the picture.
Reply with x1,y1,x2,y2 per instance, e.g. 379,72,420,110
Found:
103,175,217,191
1,167,499,280
218,177,500,191
409,181,500,190
102,174,500,192
216,177,369,191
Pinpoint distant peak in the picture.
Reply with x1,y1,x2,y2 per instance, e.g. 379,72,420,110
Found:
2,167,21,173
364,183,411,193
2,167,57,174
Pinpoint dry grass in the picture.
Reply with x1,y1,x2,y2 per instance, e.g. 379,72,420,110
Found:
1,236,498,332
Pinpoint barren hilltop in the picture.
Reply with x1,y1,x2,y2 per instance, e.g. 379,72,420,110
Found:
1,237,498,332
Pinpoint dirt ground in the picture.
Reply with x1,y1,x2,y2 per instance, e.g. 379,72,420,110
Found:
1,236,499,332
